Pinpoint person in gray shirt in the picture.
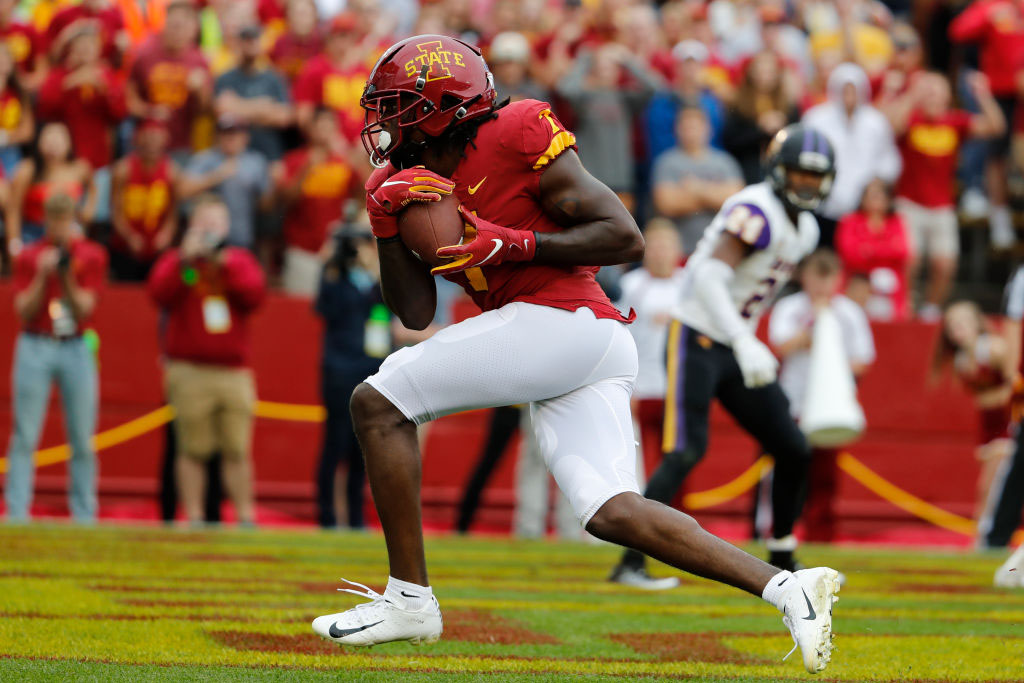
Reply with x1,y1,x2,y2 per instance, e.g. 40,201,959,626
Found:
651,105,744,253
214,24,293,161
557,43,662,212
180,116,273,249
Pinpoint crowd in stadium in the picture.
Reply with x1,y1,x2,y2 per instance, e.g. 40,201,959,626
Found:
4,0,1024,534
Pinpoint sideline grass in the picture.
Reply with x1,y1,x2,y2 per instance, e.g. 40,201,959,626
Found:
0,524,1021,682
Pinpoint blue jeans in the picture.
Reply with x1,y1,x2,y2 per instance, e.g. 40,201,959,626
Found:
5,333,98,522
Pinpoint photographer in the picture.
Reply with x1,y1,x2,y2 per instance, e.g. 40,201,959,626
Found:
314,217,385,529
147,194,266,526
6,193,107,522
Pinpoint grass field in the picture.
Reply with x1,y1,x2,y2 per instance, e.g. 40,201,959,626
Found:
0,525,1021,682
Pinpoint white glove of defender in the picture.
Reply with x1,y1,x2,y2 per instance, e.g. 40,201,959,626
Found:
732,334,778,388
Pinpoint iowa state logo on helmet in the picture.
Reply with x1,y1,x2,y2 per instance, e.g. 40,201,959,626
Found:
403,40,467,81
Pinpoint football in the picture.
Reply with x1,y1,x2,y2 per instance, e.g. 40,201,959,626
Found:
397,194,466,267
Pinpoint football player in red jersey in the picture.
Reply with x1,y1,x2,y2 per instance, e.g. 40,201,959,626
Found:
311,35,840,674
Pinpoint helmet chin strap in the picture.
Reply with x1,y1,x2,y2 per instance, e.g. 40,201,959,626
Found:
369,130,392,168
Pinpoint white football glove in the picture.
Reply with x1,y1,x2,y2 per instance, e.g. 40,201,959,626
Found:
732,334,778,388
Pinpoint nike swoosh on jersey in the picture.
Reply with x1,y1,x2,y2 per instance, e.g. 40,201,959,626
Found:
467,177,487,194
329,620,384,638
800,589,817,621
476,239,503,266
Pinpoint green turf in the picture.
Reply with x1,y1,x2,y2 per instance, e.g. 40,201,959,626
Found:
0,524,1021,682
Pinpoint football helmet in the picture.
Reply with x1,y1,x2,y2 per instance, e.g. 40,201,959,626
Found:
765,124,835,212
360,34,497,167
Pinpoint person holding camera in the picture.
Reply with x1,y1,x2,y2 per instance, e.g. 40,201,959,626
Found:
313,219,385,529
147,194,266,526
6,193,107,522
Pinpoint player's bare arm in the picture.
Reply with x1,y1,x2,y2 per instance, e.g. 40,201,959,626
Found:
535,150,645,265
378,239,437,331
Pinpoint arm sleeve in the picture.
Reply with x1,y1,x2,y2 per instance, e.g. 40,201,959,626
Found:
691,257,750,343
949,0,991,43
222,249,267,311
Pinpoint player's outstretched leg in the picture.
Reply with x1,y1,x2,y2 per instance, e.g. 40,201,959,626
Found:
312,383,442,647
587,492,840,674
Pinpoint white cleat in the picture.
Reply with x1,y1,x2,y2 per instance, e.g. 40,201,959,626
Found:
994,545,1024,588
609,565,681,590
781,567,840,674
312,579,443,647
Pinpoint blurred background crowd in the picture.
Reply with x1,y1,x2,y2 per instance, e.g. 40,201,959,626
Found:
5,0,1024,541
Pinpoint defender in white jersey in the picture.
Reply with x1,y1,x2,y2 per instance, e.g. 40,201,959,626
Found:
612,125,835,582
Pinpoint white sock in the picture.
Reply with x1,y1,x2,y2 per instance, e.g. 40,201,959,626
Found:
991,205,1015,248
761,570,795,613
384,576,432,611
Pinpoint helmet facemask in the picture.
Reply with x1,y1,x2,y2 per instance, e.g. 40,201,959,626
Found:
360,87,436,168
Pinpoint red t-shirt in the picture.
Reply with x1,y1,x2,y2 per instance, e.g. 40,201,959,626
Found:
129,37,210,152
949,0,1024,97
113,154,174,257
0,20,39,74
896,109,972,208
0,87,24,135
835,211,911,322
270,30,323,83
46,5,124,63
281,147,354,253
292,55,368,141
147,248,266,367
13,237,107,336
37,64,126,169
371,99,628,323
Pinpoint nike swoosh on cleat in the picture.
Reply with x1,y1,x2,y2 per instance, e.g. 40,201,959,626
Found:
329,620,384,638
476,239,503,266
400,591,419,598
800,588,816,621
778,577,789,586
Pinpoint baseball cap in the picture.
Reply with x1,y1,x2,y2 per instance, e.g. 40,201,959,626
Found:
490,32,530,64
672,40,709,64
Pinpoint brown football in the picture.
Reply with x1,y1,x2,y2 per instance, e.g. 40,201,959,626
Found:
397,194,465,268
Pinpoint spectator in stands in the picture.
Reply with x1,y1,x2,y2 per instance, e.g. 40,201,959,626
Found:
0,42,34,177
273,107,358,296
488,31,547,103
126,0,210,159
835,178,911,322
875,21,924,103
884,71,1005,320
270,0,322,85
37,23,126,225
950,0,1024,250
6,122,95,257
651,104,744,254
214,23,293,162
557,42,662,213
293,13,372,141
45,0,127,67
617,219,685,481
180,116,272,250
769,248,875,542
722,49,800,184
646,40,725,162
6,193,107,523
147,194,266,526
803,62,901,246
314,221,384,529
109,119,179,282
0,0,45,90
932,300,1014,531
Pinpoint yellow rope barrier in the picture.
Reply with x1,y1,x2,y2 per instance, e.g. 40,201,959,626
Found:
683,455,773,510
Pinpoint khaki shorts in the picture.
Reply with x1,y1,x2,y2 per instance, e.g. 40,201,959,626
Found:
281,246,322,298
896,198,959,259
164,360,256,462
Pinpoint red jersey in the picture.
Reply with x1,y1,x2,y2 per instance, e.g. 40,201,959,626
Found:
129,37,210,152
431,99,627,323
37,64,126,169
835,211,911,322
114,154,174,257
950,0,1024,97
270,30,323,83
147,248,266,367
292,55,368,141
46,4,124,63
0,87,24,136
896,109,972,208
0,20,39,74
13,237,107,336
281,147,354,253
